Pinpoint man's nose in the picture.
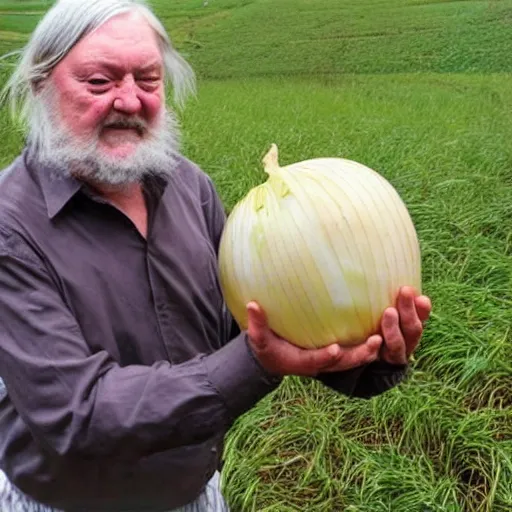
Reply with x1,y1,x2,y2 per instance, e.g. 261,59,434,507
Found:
113,77,142,115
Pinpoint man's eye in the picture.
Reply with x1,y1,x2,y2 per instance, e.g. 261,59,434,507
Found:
137,78,160,91
88,79,109,86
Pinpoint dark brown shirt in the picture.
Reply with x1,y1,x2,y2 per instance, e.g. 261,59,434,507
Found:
0,149,407,511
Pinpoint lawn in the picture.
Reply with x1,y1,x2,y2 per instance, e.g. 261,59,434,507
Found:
0,1,511,511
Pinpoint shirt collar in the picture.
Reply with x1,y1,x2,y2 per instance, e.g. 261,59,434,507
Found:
24,147,172,219
24,149,83,220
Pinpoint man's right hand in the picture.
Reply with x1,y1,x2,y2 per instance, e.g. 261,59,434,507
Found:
246,302,382,377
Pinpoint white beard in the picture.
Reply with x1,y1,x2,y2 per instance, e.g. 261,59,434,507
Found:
27,85,182,187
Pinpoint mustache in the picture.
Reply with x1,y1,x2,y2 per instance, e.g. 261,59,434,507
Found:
101,115,148,135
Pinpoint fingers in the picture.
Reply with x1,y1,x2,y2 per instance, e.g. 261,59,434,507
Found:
366,334,384,354
381,307,407,364
321,335,383,373
285,337,383,376
246,302,384,377
246,301,345,376
246,301,269,349
246,289,432,377
399,286,432,323
299,344,343,375
397,287,424,346
415,295,432,323
380,287,432,364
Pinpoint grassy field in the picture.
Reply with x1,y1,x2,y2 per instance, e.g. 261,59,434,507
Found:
0,0,511,511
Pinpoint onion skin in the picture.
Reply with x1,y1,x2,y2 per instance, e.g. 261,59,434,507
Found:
218,144,422,349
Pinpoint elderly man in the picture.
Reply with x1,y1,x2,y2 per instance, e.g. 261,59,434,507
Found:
0,0,431,510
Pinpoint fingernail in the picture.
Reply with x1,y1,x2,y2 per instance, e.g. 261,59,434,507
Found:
328,344,340,357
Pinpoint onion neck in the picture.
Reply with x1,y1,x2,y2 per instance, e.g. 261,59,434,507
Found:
263,143,281,175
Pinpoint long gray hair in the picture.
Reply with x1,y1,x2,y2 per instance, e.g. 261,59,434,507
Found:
1,0,196,128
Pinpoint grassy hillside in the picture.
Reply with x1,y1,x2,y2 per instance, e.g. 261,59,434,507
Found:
159,0,512,78
0,1,511,511
3,1,512,76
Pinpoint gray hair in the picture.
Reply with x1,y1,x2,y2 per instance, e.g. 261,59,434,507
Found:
1,0,196,127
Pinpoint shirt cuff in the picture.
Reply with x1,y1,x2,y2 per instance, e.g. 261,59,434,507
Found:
204,332,282,421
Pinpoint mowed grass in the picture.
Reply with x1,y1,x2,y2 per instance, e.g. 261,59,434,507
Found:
0,1,511,511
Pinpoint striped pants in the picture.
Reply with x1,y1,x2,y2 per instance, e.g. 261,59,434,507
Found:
0,379,229,512
0,470,229,512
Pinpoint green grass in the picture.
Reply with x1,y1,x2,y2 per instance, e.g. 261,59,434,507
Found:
0,0,511,511
157,0,512,78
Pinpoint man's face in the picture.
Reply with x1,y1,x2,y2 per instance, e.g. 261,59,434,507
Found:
50,12,164,161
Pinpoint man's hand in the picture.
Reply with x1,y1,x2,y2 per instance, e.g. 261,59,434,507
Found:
247,303,383,377
246,286,432,377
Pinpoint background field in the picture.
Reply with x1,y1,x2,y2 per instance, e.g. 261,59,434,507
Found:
0,0,511,511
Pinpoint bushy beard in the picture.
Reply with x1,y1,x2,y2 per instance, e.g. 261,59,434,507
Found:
27,85,181,187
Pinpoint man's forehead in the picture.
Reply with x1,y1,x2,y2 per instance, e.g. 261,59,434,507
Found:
76,57,163,74
72,12,160,54
62,14,163,69
90,11,154,38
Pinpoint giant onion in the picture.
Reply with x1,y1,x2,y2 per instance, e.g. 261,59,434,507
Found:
218,144,422,349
